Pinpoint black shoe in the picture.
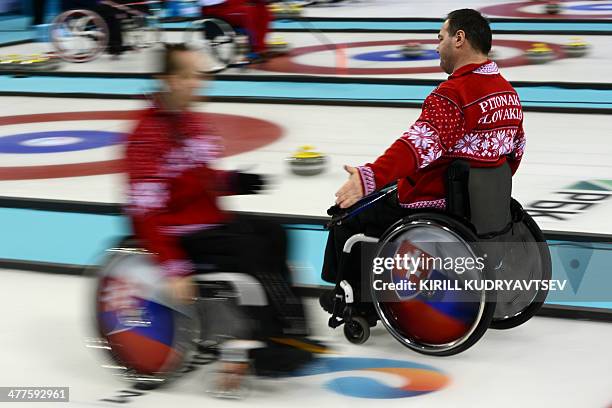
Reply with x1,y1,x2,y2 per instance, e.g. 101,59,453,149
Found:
250,340,313,376
107,45,133,56
250,336,330,377
319,289,336,314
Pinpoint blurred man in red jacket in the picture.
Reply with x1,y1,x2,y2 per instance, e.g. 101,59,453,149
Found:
125,44,317,360
321,9,526,309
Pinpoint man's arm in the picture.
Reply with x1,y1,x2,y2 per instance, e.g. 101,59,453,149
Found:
336,93,466,207
508,120,526,175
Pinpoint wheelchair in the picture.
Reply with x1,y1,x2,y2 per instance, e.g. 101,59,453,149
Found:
184,8,291,71
184,17,248,72
325,160,552,356
51,0,162,63
92,239,271,390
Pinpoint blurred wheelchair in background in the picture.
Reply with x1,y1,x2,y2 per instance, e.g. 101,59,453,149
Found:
51,0,162,62
324,160,552,356
52,0,289,70
184,17,247,71
184,17,290,71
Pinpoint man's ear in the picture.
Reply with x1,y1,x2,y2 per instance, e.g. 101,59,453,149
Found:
454,29,466,48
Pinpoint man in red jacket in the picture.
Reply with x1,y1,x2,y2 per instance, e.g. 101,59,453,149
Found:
321,9,526,305
126,44,313,347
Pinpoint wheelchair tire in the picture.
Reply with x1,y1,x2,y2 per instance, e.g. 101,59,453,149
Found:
490,201,552,330
51,9,109,63
93,248,200,386
371,212,497,356
343,316,370,345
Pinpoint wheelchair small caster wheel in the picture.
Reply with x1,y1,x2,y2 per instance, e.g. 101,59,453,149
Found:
344,316,370,344
133,381,161,391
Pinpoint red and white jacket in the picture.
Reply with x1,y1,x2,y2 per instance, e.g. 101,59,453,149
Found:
357,60,525,209
125,98,235,277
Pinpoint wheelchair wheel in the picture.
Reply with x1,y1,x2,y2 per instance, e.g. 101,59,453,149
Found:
185,18,239,72
51,9,109,63
94,248,199,386
489,200,552,329
343,316,370,345
371,213,497,356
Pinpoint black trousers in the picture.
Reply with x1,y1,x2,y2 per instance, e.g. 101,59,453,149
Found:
33,0,46,25
180,215,307,337
96,3,123,54
322,194,411,285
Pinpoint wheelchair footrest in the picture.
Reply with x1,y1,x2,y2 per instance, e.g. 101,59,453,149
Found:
197,281,236,299
328,315,344,329
327,294,350,328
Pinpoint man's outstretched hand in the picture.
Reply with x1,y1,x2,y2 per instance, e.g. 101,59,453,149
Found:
335,165,364,208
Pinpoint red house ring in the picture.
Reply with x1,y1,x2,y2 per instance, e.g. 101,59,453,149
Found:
0,111,283,181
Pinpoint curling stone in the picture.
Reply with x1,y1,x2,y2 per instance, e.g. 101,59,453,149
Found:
0,53,60,71
287,145,327,176
266,35,290,55
562,37,589,58
545,1,562,15
269,2,303,20
0,54,22,70
401,42,425,58
525,43,554,64
19,53,61,71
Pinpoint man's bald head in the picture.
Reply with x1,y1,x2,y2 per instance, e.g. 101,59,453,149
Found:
158,43,207,110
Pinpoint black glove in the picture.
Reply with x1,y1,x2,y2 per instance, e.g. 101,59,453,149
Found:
327,204,342,216
235,172,265,195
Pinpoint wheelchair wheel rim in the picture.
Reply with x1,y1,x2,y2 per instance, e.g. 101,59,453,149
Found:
371,219,489,354
95,250,197,381
51,9,108,63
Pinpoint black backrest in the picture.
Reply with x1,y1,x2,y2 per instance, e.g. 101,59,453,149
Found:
447,160,512,236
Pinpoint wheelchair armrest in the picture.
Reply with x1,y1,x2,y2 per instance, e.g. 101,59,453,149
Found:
342,234,380,253
325,183,398,229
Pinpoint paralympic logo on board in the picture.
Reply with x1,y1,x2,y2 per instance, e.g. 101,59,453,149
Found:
291,357,449,399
